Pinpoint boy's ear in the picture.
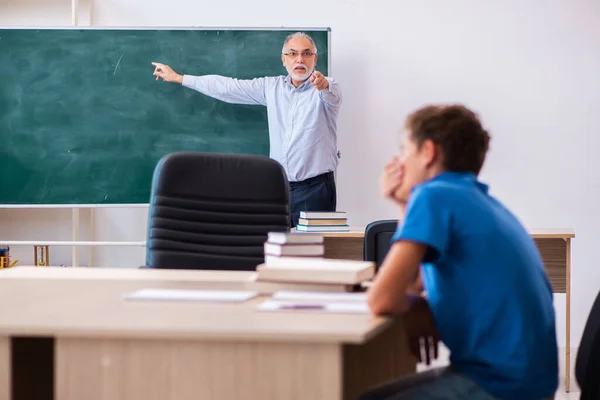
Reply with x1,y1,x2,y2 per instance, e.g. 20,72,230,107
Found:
421,139,438,167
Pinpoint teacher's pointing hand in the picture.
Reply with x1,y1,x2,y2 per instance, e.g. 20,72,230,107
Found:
152,62,183,84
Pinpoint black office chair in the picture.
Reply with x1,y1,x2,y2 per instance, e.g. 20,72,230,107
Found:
363,219,399,271
575,287,600,399
143,151,290,271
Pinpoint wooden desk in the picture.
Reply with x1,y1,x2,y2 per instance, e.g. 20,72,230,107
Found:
0,266,356,293
323,226,575,392
0,269,415,400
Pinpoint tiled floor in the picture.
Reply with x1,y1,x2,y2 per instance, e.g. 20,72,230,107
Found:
417,345,581,399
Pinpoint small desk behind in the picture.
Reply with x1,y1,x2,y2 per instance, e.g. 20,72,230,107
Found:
322,226,576,392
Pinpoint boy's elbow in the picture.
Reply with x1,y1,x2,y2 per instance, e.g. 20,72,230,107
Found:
367,292,409,316
367,295,387,316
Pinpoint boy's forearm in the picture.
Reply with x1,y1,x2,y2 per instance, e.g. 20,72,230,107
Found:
406,271,424,295
367,241,427,316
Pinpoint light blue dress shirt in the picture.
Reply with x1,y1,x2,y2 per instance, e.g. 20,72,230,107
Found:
181,74,342,182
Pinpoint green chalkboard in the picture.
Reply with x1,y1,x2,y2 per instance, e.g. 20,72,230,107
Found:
0,27,330,204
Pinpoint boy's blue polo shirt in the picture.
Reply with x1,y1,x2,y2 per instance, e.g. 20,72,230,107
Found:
392,171,558,399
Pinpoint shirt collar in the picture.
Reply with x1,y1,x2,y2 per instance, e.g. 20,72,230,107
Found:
429,171,489,193
284,75,311,89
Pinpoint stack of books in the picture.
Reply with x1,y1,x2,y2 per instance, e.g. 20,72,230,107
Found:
264,231,325,265
296,211,350,232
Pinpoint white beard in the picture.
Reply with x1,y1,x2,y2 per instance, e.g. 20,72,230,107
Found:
287,66,313,82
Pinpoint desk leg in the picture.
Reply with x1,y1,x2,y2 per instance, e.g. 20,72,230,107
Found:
343,319,415,399
0,337,8,400
565,238,571,392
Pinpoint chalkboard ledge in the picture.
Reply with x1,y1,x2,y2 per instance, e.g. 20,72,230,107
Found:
0,204,150,209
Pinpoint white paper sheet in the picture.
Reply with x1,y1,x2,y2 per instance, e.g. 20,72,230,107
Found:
123,288,258,303
272,290,367,302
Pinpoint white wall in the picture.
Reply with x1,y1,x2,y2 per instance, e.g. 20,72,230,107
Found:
1,0,599,348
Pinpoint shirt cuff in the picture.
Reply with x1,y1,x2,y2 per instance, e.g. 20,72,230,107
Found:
181,74,196,88
324,77,334,92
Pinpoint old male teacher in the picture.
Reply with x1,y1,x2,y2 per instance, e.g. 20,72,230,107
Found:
152,32,342,227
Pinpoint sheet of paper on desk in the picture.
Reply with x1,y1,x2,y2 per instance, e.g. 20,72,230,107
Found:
272,291,367,302
257,300,370,314
124,288,258,303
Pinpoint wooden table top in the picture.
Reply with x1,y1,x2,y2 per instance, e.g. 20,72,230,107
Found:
0,266,357,296
526,228,576,239
0,266,256,282
0,273,389,344
302,227,575,239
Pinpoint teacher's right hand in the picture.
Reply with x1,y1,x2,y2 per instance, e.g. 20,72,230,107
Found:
152,62,183,84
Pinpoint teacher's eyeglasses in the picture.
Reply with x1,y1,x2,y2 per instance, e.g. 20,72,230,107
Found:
282,51,316,59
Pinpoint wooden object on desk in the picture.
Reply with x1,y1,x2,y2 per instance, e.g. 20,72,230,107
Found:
33,245,50,266
257,257,375,285
321,226,575,392
0,278,415,400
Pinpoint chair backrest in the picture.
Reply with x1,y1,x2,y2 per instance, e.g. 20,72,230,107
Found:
363,219,399,271
144,152,290,271
576,287,600,399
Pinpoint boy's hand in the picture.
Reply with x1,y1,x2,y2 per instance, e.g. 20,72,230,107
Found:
380,157,406,205
403,296,440,365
